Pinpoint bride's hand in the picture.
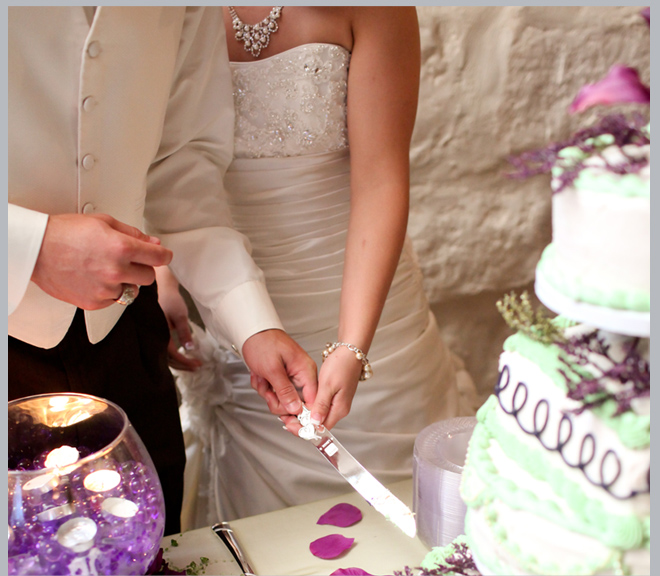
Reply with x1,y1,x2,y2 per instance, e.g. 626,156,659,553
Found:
306,346,362,430
156,267,202,372
243,329,318,425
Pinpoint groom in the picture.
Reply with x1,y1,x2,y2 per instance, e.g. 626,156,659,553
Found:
8,7,317,535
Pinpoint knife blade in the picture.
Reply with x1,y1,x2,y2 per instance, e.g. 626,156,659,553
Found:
211,522,255,576
297,406,417,538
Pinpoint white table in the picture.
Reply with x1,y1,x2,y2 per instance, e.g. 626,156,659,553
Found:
162,479,430,575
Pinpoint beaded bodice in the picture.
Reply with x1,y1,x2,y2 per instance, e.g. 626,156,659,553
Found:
231,43,350,159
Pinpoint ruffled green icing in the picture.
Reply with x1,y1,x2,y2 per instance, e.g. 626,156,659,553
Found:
420,535,471,573
573,166,649,198
461,407,649,575
503,323,650,449
537,244,651,313
463,409,649,550
465,507,629,576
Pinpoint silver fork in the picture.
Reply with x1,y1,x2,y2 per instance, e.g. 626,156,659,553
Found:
211,522,256,576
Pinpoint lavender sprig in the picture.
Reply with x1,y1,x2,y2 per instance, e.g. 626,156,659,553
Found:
506,113,649,193
496,291,564,344
394,541,480,576
393,568,418,576
557,331,650,415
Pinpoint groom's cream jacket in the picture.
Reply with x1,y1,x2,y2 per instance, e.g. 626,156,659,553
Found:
8,6,282,350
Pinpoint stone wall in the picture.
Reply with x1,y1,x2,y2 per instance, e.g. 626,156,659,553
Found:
411,6,650,399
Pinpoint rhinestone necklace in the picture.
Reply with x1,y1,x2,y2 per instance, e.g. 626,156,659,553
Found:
228,6,283,58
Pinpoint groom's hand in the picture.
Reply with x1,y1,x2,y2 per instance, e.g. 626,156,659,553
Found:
32,212,172,310
242,329,318,427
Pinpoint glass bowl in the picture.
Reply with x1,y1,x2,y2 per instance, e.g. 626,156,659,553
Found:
8,393,165,575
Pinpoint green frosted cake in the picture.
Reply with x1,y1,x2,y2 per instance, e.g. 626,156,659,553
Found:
460,320,650,575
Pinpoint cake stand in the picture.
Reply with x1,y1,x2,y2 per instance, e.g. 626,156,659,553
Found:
535,275,650,338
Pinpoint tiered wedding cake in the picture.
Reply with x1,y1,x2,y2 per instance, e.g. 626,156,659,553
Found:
458,132,650,575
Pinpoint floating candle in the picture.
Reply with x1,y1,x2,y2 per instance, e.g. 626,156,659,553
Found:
56,517,97,553
101,498,138,518
36,503,75,523
45,446,80,469
23,472,58,494
84,470,121,492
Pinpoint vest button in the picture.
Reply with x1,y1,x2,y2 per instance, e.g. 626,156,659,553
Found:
82,96,97,112
87,41,102,58
81,155,96,170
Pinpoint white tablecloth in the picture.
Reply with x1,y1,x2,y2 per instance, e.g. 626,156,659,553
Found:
163,479,430,575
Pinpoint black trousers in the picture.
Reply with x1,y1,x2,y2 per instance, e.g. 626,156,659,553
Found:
8,282,185,536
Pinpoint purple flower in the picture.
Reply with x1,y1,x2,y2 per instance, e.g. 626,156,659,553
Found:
570,65,650,114
557,332,650,416
330,569,374,575
640,7,650,26
506,113,649,189
317,503,363,528
310,534,355,559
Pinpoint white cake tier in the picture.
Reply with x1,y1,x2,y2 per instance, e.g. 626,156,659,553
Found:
536,143,650,318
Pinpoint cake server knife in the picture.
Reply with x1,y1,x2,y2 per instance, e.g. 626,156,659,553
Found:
297,406,417,538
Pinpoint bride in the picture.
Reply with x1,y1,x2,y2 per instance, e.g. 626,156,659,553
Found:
157,6,479,527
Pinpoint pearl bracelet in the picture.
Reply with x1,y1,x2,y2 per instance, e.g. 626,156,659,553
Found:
322,341,373,381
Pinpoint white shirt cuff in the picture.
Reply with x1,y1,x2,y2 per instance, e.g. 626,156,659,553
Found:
209,279,284,356
8,204,49,315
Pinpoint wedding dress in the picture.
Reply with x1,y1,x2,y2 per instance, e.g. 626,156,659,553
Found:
177,43,478,529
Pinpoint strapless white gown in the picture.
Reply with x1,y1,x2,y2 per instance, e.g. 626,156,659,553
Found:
177,44,478,528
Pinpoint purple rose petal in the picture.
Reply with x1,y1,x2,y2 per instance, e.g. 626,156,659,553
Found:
330,569,374,575
317,503,363,527
569,65,650,114
310,534,355,559
145,548,186,575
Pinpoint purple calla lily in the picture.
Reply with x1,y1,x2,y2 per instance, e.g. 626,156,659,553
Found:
310,534,355,559
569,65,650,114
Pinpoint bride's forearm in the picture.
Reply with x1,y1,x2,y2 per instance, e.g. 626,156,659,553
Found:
337,181,408,354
